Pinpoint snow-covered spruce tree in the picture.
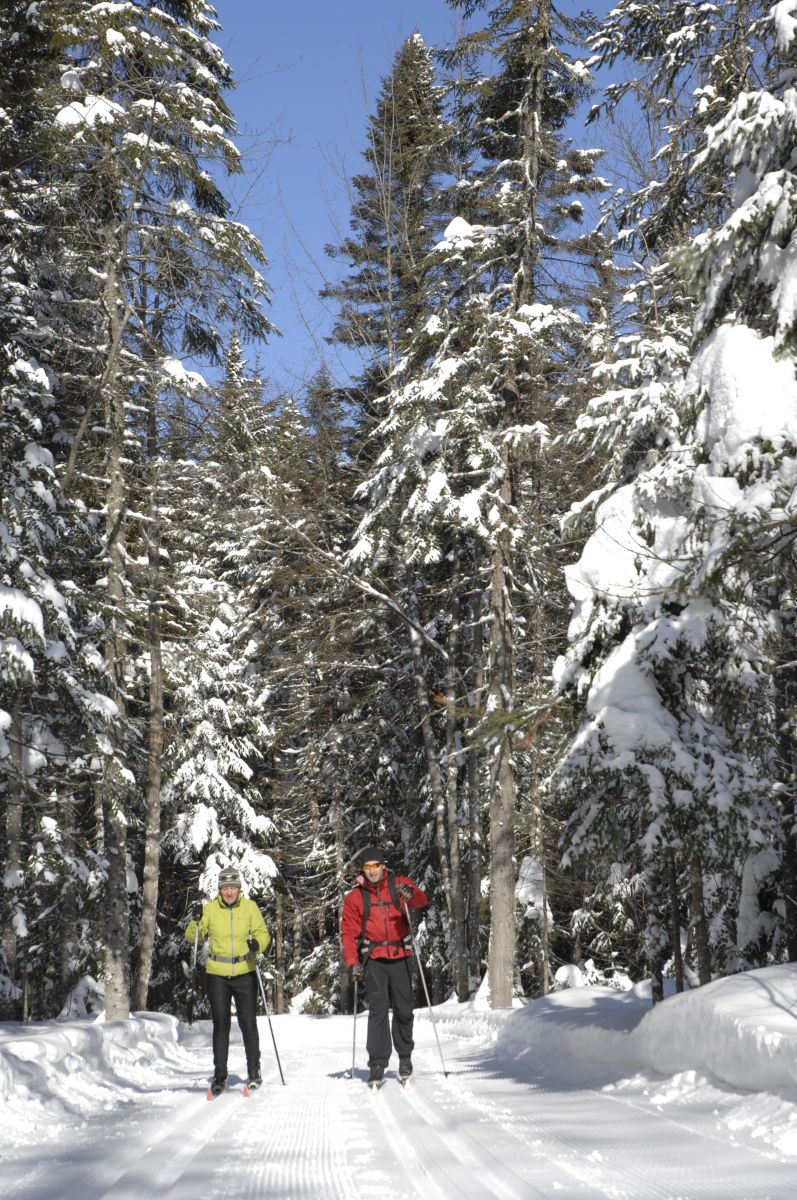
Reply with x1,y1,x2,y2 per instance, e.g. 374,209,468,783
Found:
163,336,278,938
554,0,795,990
29,0,273,1017
322,33,449,428
678,0,797,961
0,0,123,1017
350,0,603,1005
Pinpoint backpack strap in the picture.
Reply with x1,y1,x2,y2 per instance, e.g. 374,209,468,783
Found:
360,885,371,942
386,870,402,913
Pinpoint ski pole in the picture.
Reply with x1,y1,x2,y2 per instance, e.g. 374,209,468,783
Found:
188,917,200,1026
254,959,286,1086
350,977,358,1079
403,899,448,1077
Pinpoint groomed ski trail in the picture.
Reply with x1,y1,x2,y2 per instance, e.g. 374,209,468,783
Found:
5,1011,797,1199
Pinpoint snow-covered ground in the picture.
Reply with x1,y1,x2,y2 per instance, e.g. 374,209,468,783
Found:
2,964,797,1199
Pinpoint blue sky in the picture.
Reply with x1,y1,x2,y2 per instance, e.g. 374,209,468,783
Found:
212,1,460,391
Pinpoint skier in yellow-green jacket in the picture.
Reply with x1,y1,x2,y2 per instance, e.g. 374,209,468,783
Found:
185,865,269,1096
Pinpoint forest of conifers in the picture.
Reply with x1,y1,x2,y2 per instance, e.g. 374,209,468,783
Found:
2,0,797,1022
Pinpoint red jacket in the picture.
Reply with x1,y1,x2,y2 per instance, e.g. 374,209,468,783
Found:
341,871,428,968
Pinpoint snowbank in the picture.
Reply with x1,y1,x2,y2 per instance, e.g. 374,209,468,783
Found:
0,1012,198,1111
462,963,797,1092
639,964,797,1090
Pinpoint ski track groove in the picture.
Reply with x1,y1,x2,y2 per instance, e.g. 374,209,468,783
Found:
414,1041,785,1200
403,1071,607,1200
233,1072,363,1200
89,1083,247,1200
364,1082,452,1200
394,1077,557,1200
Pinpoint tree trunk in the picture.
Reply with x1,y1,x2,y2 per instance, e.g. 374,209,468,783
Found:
132,411,164,1012
774,607,797,960
484,5,550,1008
688,858,712,985
783,797,797,961
58,794,77,1016
102,287,131,1020
274,890,285,1014
2,703,25,1009
667,851,684,994
103,770,131,1020
647,867,669,1005
444,556,471,1001
408,617,455,922
466,588,484,982
529,600,550,997
333,796,352,1010
486,492,517,1009
291,906,302,978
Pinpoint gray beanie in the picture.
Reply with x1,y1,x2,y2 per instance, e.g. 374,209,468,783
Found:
218,866,242,888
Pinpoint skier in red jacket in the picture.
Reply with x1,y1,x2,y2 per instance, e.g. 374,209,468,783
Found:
340,845,428,1085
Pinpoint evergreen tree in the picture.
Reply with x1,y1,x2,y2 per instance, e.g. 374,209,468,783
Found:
323,33,449,426
0,0,119,1015
554,0,794,991
164,336,278,898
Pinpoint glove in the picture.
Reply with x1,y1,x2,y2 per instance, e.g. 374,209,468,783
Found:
190,902,202,921
350,963,363,983
396,882,413,903
247,936,259,953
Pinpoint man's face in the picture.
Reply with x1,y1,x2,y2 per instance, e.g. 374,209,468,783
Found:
362,860,385,883
220,885,241,904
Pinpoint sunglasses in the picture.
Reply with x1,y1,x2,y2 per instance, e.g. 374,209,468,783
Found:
362,861,383,869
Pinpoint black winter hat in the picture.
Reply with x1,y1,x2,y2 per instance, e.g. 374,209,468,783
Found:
357,846,386,868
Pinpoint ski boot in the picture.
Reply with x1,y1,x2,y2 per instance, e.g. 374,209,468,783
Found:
367,1065,385,1093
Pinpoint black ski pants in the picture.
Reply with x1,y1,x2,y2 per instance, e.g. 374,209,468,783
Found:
364,956,415,1071
205,970,260,1081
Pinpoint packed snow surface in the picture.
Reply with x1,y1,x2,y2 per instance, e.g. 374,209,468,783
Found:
2,964,797,1198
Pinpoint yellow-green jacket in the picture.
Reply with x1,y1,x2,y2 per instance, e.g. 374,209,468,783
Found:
185,895,270,977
